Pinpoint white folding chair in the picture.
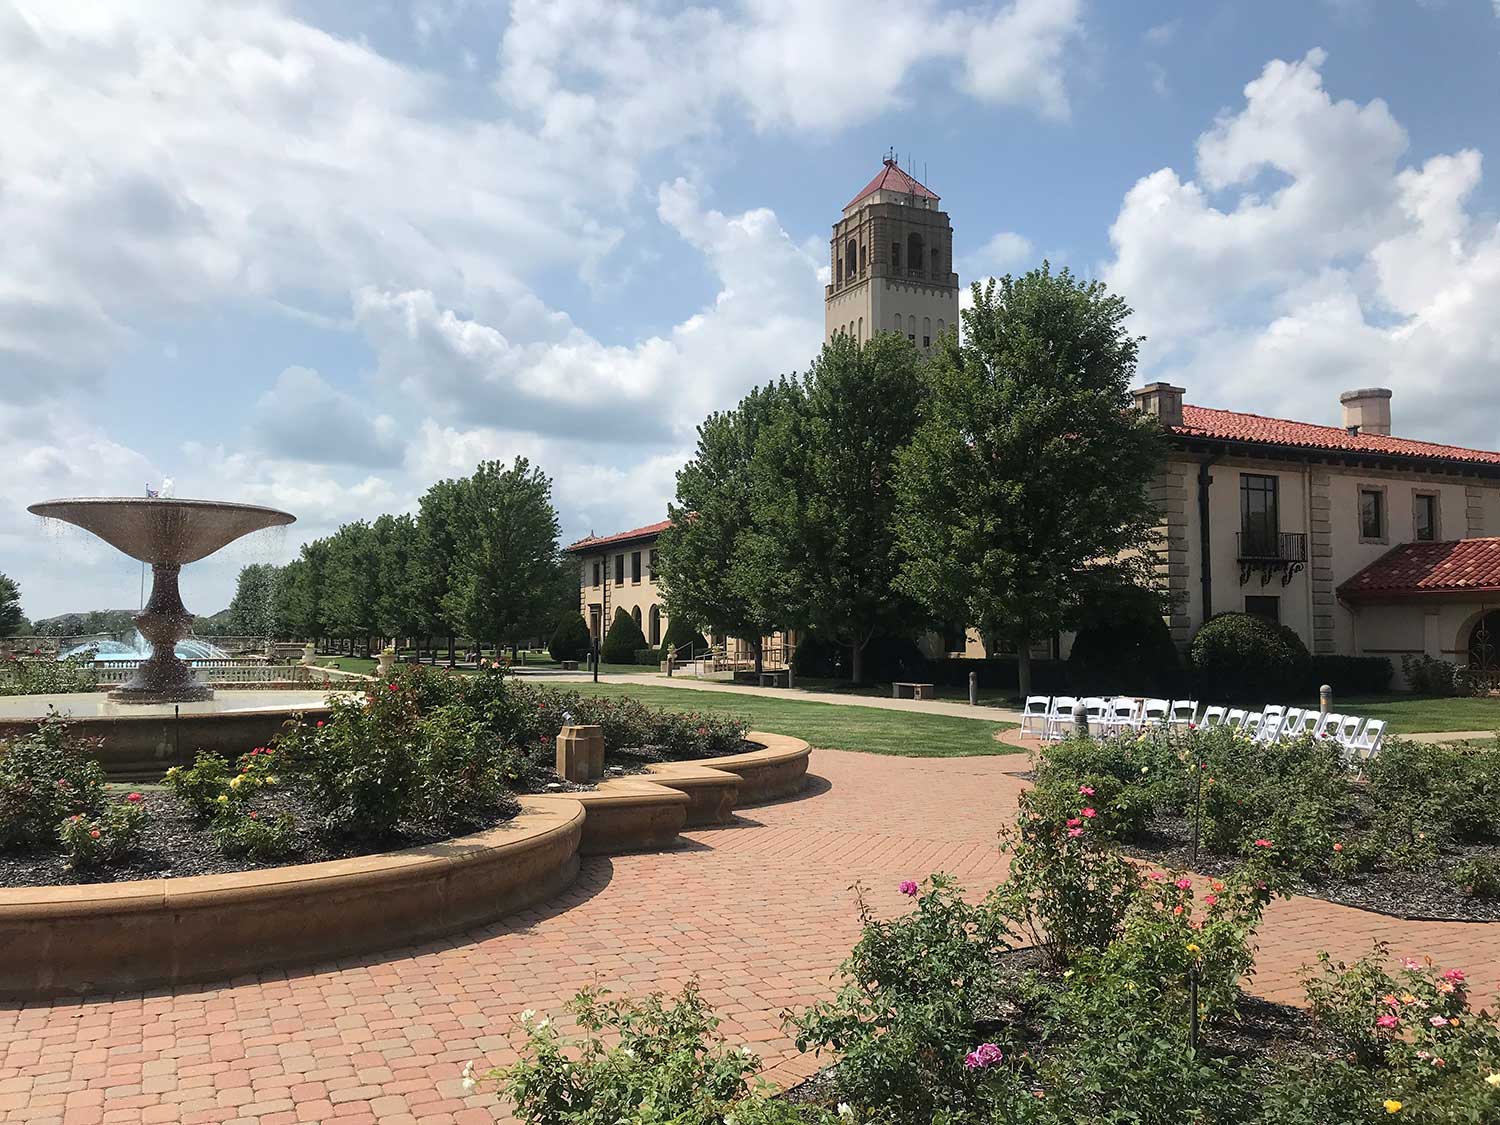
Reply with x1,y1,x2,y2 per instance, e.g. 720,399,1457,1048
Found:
1043,696,1080,741
1199,705,1227,728
1335,715,1365,748
1104,698,1142,734
1168,699,1199,727
1312,712,1342,741
1224,708,1247,730
1081,697,1111,735
1241,711,1264,739
1020,695,1051,738
1347,719,1386,761
1255,704,1287,743
1140,698,1170,727
1276,708,1309,741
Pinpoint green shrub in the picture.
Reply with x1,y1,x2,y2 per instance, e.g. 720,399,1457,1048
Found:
1029,733,1183,840
1364,740,1500,865
1067,583,1181,697
163,752,235,820
1190,612,1310,701
0,716,106,849
58,794,147,869
547,612,592,663
481,984,763,1125
791,875,1020,1121
1449,855,1500,899
600,607,647,664
634,647,658,666
213,809,297,861
1401,654,1479,697
0,651,97,696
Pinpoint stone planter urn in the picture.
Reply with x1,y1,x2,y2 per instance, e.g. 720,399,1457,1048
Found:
300,642,317,666
376,646,396,678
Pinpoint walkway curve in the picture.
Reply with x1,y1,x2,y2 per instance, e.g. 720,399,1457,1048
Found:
3,749,1499,1124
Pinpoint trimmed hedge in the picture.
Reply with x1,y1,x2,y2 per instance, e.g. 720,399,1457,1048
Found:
658,615,709,662
793,632,930,684
548,612,592,663
1189,612,1310,702
1309,654,1392,696
601,607,648,664
928,656,1070,694
1067,584,1182,697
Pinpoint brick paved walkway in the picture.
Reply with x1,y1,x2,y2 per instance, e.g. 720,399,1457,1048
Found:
3,748,1499,1124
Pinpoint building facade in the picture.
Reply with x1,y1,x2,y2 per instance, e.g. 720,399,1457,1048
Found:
825,158,958,351
1136,382,1500,682
566,521,670,650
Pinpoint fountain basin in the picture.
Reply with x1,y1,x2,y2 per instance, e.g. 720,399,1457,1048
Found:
0,691,349,779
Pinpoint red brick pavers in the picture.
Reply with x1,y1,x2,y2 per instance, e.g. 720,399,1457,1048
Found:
3,747,1499,1123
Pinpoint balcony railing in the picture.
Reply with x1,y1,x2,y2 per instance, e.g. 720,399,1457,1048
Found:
1237,531,1307,586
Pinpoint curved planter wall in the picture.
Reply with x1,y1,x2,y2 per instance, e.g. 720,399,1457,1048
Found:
0,732,811,1000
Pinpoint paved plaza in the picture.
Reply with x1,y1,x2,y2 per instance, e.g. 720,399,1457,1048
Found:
4,747,1499,1124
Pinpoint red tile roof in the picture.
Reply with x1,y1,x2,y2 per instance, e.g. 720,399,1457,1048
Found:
845,160,940,210
1176,405,1500,467
565,519,670,553
1339,538,1500,601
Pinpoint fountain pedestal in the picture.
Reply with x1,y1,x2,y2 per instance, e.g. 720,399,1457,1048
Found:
111,564,212,704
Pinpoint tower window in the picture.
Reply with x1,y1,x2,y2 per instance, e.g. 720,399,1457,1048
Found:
931,247,940,274
836,259,843,284
845,239,857,282
893,314,902,334
907,233,924,276
859,244,867,273
891,242,901,270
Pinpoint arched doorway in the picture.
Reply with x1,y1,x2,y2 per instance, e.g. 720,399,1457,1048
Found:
631,606,642,633
648,605,661,646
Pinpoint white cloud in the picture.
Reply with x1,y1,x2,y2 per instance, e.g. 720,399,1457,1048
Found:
1144,20,1178,46
963,231,1035,278
1105,49,1500,447
252,367,405,469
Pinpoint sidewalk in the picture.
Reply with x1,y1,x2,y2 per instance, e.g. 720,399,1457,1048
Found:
548,670,1025,723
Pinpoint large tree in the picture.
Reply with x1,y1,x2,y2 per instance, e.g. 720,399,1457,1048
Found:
894,266,1166,698
274,540,329,641
320,521,382,652
757,333,929,683
442,457,563,655
0,573,25,637
225,563,283,636
656,380,800,673
371,513,425,643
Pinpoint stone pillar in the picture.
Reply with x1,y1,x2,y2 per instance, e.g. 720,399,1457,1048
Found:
1149,467,1192,648
1309,470,1336,654
376,646,396,678
556,724,605,783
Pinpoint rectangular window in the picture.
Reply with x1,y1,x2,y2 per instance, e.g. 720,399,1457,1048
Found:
1245,596,1280,623
631,551,642,583
1360,488,1385,541
591,561,601,588
908,333,915,343
614,554,625,585
1414,493,1438,541
922,336,931,348
1239,474,1279,556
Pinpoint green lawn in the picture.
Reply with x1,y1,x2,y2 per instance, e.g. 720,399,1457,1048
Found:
1337,694,1500,735
566,682,1018,757
314,656,649,677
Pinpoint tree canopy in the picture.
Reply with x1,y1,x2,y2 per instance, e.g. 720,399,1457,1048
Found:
894,265,1166,697
0,573,25,637
224,563,282,635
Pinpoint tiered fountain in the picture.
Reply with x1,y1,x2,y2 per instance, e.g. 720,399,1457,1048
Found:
1,497,344,776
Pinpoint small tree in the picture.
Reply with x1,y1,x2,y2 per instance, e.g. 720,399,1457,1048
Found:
895,266,1166,698
0,574,25,637
549,613,592,663
225,564,282,636
601,607,648,665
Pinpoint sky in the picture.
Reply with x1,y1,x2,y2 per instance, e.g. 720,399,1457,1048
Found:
4,0,1500,621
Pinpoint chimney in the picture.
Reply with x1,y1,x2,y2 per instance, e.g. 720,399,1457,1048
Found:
1340,388,1392,436
1132,382,1185,429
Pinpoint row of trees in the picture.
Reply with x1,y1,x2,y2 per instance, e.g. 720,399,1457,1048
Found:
220,458,576,655
0,574,25,637
656,265,1166,695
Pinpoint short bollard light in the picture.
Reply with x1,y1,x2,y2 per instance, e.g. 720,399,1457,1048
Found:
556,724,605,783
1320,683,1333,714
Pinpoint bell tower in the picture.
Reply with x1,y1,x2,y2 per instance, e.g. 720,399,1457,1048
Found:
824,156,959,352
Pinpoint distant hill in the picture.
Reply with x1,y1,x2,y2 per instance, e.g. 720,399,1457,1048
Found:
31,609,140,637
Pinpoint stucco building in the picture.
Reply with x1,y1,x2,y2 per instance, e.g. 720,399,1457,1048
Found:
1136,382,1500,683
566,521,670,650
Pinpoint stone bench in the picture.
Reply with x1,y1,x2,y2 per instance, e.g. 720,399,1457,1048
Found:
560,660,578,671
758,670,789,688
892,681,936,701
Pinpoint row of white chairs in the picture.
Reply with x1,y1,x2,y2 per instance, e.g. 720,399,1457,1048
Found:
1020,696,1386,760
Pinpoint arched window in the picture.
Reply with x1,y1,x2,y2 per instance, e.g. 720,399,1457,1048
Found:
1470,610,1499,674
648,605,661,646
893,313,903,334
859,243,867,273
857,316,863,340
836,259,843,284
845,239,857,280
631,606,642,632
937,319,944,337
907,233,924,276
923,317,932,348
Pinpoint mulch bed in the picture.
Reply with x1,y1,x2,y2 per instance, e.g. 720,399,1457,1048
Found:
778,946,1336,1108
0,788,522,889
1121,810,1500,923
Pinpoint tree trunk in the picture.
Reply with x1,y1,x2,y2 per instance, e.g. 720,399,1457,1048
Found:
1016,634,1033,701
752,637,763,675
447,636,456,667
851,639,865,685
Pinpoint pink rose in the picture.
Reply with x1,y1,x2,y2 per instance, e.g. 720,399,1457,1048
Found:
1376,1015,1399,1029
1203,894,1218,907
126,792,143,803
1443,969,1465,983
1080,807,1097,819
1078,785,1095,796
1067,827,1084,838
898,881,918,897
1175,877,1193,891
1430,1016,1448,1028
1066,818,1081,829
1253,839,1272,848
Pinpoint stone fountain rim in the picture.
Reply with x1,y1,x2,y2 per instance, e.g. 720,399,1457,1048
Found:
27,496,296,523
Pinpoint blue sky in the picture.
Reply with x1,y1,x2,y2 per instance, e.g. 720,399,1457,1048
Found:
4,0,1499,619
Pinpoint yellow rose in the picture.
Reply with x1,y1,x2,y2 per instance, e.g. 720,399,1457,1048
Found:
1383,1100,1402,1114
216,794,229,805
1186,943,1201,954
1485,1072,1500,1088
230,775,244,789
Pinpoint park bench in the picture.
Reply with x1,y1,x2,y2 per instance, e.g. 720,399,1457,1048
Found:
758,670,789,688
892,681,936,701
560,660,578,671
